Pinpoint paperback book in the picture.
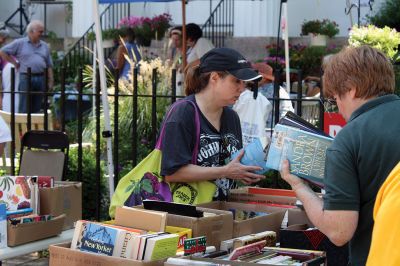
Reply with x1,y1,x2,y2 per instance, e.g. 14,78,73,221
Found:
266,113,333,188
230,137,270,175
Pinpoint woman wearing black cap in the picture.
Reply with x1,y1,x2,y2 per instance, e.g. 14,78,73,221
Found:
161,47,265,202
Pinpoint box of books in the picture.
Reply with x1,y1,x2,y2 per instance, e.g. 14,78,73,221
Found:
39,181,82,230
280,209,348,266
198,201,286,238
7,214,65,246
228,187,299,207
49,242,165,266
165,246,327,265
136,202,234,250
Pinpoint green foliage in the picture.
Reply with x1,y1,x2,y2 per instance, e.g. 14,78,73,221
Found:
348,25,400,62
66,146,109,221
301,19,340,38
368,0,400,32
295,46,340,76
87,28,121,41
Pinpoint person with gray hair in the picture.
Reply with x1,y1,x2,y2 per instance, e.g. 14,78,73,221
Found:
0,20,53,113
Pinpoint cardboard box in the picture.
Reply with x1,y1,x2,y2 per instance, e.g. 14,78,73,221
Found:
165,247,327,265
228,187,299,207
114,206,167,232
279,209,349,266
198,201,286,238
165,207,233,250
49,242,164,266
7,214,65,246
39,181,82,230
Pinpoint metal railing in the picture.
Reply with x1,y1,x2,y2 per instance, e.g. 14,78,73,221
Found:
59,3,133,80
202,0,234,48
1,68,323,221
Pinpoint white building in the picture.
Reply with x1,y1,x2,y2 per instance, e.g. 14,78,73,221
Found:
0,0,384,39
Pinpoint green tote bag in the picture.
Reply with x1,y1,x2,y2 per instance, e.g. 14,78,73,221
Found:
109,100,216,218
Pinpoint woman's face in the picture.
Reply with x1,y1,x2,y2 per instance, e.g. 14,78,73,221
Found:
171,34,182,48
213,73,246,106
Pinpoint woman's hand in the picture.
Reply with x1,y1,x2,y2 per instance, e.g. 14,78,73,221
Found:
223,150,265,185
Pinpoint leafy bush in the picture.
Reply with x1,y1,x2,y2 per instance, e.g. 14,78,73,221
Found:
67,146,109,221
348,25,400,62
301,19,340,38
368,0,400,32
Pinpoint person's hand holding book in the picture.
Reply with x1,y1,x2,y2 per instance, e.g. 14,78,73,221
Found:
223,150,266,185
280,160,308,192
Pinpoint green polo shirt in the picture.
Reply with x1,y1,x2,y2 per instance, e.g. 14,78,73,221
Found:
323,94,400,266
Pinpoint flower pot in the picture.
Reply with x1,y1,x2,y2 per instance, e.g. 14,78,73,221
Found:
103,39,115,48
309,34,327,46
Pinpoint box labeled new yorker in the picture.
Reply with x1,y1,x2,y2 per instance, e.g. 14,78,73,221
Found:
266,124,333,188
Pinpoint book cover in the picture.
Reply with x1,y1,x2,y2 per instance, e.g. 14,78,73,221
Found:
0,176,34,211
78,221,125,256
228,240,266,260
184,236,207,255
0,203,6,248
37,176,54,188
136,233,163,260
115,231,141,259
143,233,179,261
266,124,333,188
165,225,192,252
230,137,270,175
71,220,87,250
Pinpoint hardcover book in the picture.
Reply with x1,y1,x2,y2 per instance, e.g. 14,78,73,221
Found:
0,176,36,211
230,137,270,175
165,225,192,252
266,122,333,188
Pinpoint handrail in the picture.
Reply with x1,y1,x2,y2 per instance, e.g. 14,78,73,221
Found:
58,3,131,80
202,0,234,47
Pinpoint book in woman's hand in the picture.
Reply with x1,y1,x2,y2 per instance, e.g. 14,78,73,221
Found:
230,137,270,175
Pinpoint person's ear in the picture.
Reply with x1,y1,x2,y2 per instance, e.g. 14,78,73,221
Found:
210,72,220,83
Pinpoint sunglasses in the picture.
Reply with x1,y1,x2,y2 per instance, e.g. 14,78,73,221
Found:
320,96,337,113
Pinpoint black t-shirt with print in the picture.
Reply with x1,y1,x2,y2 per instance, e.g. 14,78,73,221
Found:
160,95,243,200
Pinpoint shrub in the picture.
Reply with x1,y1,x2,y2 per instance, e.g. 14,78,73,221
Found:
301,19,339,38
368,0,400,32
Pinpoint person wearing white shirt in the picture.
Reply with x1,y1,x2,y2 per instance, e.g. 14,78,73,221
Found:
0,115,11,156
252,62,294,127
185,23,214,65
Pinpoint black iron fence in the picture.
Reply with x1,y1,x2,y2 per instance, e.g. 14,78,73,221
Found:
0,67,323,220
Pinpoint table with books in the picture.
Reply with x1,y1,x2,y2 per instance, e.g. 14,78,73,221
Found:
0,229,74,260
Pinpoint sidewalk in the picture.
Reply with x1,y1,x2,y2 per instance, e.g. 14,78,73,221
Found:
3,253,48,266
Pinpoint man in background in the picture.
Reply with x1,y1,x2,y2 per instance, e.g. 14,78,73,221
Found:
0,20,53,113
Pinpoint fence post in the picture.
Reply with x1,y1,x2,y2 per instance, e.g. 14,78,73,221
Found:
151,68,158,148
44,68,49,130
60,66,66,132
77,67,83,183
132,67,138,167
95,68,101,221
10,67,16,175
27,67,32,131
113,68,119,187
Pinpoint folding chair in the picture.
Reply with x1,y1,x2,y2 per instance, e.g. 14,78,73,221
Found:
19,130,69,181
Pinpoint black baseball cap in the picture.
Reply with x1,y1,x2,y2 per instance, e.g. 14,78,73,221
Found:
199,48,262,82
